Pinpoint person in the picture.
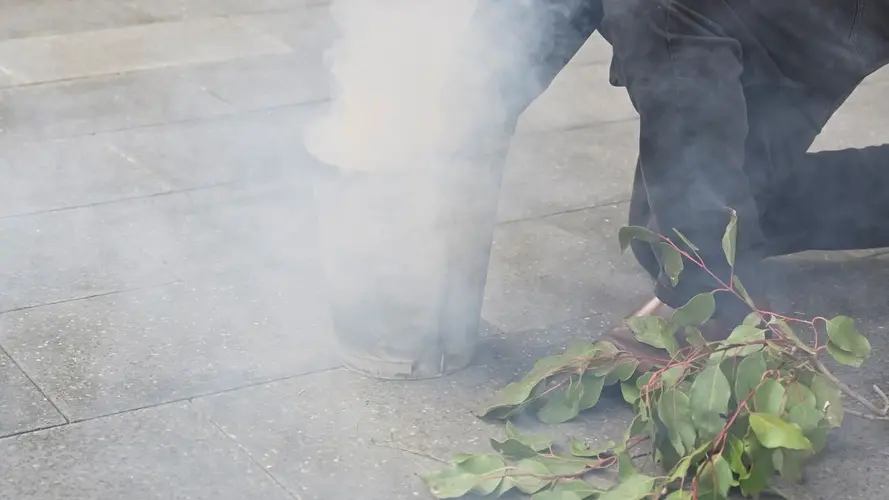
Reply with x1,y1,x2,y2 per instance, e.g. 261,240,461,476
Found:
456,0,889,358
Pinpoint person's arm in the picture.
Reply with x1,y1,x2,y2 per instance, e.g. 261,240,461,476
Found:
448,0,604,138
603,0,765,321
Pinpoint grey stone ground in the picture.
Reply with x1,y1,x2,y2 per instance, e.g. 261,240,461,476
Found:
0,2,888,499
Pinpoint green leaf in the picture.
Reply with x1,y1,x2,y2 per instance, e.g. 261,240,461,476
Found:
621,381,641,404
421,465,479,498
563,340,602,360
748,413,812,451
739,439,774,497
689,366,731,441
534,456,590,476
512,459,552,494
773,449,807,484
697,455,733,500
732,275,756,308
785,382,817,411
826,316,871,358
618,226,659,253
807,423,830,453
734,351,766,402
753,379,786,416
786,405,823,435
808,374,844,427
604,360,639,386
768,318,813,353
578,373,605,410
535,479,605,499
618,450,637,481
422,454,506,498
743,312,762,326
490,438,540,460
531,491,583,500
672,292,716,327
657,241,684,286
722,209,738,267
710,325,766,362
569,438,615,458
537,377,584,424
598,474,655,500
661,366,687,389
625,316,679,356
658,389,697,456
826,341,864,367
673,228,700,252
684,326,707,346
461,454,507,495
505,421,552,452
476,380,541,418
727,437,749,479
665,491,692,500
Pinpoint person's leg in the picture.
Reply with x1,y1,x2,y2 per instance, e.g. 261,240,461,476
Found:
448,0,603,143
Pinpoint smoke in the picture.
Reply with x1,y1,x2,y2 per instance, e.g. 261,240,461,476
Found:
306,0,480,171
305,0,544,378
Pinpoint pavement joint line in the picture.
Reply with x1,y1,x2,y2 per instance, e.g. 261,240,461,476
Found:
0,181,232,222
204,415,306,500
0,366,344,443
0,343,70,424
498,198,631,226
0,280,181,317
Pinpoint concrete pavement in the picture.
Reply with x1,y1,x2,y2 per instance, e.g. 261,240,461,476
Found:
0,1,888,499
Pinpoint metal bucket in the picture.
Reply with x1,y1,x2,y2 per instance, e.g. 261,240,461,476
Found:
312,151,505,379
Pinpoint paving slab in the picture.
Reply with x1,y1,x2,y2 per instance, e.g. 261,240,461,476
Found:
181,52,329,112
137,180,322,280
756,254,889,500
483,203,652,333
517,63,637,133
0,349,65,438
572,33,613,66
0,0,156,41
232,5,336,53
0,135,172,218
191,325,632,500
0,196,180,313
812,79,889,150
0,18,292,85
104,104,324,189
0,68,233,140
134,0,328,19
0,262,336,420
498,120,637,222
0,403,296,500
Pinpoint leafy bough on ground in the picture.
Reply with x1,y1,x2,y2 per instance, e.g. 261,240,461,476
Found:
421,211,888,500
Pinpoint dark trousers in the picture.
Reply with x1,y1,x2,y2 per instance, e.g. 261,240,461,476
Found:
462,0,889,321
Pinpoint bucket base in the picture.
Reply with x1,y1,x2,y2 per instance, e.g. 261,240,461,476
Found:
338,345,473,380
